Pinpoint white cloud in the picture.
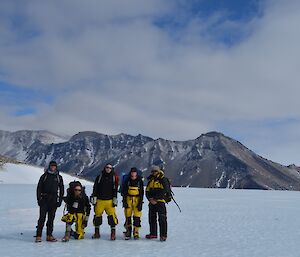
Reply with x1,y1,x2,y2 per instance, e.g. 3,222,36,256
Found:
0,0,300,164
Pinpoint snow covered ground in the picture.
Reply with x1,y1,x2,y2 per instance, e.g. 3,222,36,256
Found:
1,164,300,257
0,163,93,185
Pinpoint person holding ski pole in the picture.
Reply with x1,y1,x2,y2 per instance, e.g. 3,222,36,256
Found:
145,165,171,242
122,167,144,240
61,181,91,242
90,163,119,240
35,161,64,243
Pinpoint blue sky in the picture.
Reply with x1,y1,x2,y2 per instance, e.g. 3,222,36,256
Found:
155,0,262,45
0,0,300,165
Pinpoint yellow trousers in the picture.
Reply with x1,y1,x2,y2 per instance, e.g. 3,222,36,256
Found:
124,196,142,236
94,199,118,227
61,213,85,239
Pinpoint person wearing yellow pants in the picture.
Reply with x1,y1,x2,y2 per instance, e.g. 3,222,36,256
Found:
122,167,144,240
61,181,91,242
90,163,119,240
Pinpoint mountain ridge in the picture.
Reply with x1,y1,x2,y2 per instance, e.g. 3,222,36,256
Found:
0,129,299,190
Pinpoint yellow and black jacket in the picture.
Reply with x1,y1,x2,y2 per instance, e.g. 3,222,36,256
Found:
64,193,91,215
146,170,171,203
122,177,144,199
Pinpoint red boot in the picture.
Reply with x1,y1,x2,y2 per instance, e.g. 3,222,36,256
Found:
111,228,116,241
160,236,167,242
145,234,158,239
92,228,100,239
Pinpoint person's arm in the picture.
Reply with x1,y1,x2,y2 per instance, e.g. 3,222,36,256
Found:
36,174,44,203
137,179,144,210
58,175,64,207
145,180,151,201
122,179,129,208
122,178,128,197
92,176,99,197
114,175,119,198
85,195,91,216
139,179,144,202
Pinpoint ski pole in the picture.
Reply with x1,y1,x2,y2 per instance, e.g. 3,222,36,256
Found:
171,195,182,213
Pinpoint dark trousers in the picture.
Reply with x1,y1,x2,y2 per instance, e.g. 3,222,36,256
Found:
148,202,167,237
36,203,57,237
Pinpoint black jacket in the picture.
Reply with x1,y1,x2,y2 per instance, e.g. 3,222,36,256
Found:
64,193,91,215
37,171,64,206
92,171,119,200
122,176,144,201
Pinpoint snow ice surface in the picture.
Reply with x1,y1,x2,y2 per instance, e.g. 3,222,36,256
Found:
1,164,300,256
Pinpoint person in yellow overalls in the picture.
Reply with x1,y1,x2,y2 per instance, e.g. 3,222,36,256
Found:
90,163,119,240
122,167,144,240
61,181,91,242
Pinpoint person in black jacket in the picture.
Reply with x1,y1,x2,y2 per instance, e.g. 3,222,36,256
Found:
35,161,64,243
145,166,171,242
90,163,119,240
61,181,91,242
122,167,144,240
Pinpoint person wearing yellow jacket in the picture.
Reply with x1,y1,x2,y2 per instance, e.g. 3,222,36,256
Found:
122,167,144,240
145,166,171,242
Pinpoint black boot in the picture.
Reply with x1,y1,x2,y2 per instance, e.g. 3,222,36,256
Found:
110,228,116,241
92,227,100,239
124,226,132,240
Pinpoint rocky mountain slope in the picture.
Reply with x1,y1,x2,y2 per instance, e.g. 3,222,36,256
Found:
0,130,299,190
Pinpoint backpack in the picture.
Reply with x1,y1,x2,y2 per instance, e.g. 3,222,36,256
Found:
120,174,129,196
120,169,143,196
162,177,173,203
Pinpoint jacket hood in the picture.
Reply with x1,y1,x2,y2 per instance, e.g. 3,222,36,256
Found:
46,168,59,175
148,170,164,180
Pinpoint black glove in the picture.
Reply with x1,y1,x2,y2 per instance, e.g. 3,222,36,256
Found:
137,200,143,211
122,198,128,209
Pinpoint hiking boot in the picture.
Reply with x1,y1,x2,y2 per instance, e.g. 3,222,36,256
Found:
62,236,69,242
124,227,132,240
145,234,157,239
46,235,57,242
35,236,42,243
124,230,131,240
110,228,116,241
92,228,100,239
160,236,167,242
133,227,139,240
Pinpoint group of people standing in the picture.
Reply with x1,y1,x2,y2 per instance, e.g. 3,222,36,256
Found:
35,161,172,243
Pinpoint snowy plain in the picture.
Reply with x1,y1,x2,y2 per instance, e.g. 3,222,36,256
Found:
1,163,300,257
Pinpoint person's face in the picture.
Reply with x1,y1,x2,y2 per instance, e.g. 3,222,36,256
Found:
105,165,113,173
151,170,158,176
74,186,82,197
130,171,138,180
50,165,57,172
